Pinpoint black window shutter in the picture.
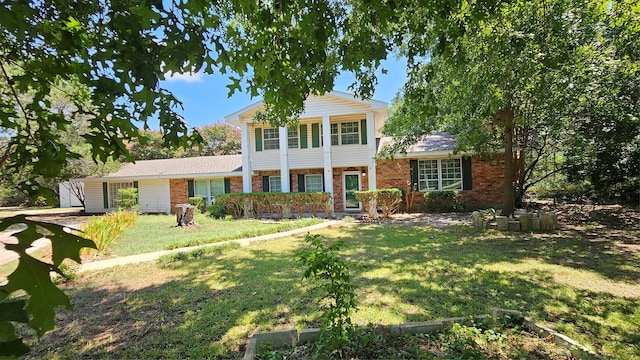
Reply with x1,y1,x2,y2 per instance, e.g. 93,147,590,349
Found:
255,128,263,152
224,178,231,193
188,180,194,197
462,157,473,190
298,174,305,192
360,119,367,145
262,176,269,192
322,174,326,192
300,124,308,148
410,160,418,191
102,182,109,209
311,123,320,148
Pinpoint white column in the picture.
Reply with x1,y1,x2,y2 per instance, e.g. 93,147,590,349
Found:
322,115,333,194
366,111,377,190
279,126,290,192
240,122,252,193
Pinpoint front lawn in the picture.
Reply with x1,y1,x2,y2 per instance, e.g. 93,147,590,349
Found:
110,214,323,256
25,208,640,359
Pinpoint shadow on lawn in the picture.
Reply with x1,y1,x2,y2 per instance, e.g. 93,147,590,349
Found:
26,222,639,359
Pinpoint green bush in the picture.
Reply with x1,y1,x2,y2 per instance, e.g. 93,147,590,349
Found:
298,234,357,358
423,191,465,213
354,189,403,219
207,199,225,218
117,188,139,212
189,196,206,213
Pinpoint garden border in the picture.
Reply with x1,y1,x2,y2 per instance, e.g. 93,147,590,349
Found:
243,308,601,360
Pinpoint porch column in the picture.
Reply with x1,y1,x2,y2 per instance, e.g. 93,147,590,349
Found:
240,122,252,193
322,115,334,213
366,111,377,190
279,126,290,192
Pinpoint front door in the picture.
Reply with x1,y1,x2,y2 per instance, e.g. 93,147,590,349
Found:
343,173,361,210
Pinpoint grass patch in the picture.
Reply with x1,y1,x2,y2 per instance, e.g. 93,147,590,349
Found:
110,214,323,256
25,221,640,359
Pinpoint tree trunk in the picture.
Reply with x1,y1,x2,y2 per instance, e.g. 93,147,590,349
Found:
499,108,516,217
175,204,196,227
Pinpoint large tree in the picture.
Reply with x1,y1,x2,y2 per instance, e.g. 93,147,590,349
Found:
382,0,639,215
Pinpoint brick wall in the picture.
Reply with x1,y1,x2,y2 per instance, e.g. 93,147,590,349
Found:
375,155,505,211
169,178,188,213
229,176,243,193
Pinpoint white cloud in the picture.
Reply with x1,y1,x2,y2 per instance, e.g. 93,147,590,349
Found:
165,71,204,83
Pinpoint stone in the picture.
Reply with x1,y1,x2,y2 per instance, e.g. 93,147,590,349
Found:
508,221,521,231
298,328,321,344
540,212,553,230
496,216,508,230
532,218,541,230
254,329,298,347
519,215,533,231
472,211,483,227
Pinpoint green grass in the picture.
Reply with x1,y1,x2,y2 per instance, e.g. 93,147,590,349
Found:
110,213,323,256
25,223,640,359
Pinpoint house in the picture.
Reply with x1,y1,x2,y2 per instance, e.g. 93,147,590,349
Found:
78,91,504,214
80,155,242,214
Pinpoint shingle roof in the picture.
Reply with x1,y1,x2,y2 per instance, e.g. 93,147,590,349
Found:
92,155,242,180
378,133,457,154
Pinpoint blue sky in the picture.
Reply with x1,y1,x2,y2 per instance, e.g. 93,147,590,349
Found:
161,57,408,129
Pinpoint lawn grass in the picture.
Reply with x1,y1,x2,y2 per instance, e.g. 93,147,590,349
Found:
25,221,640,359
110,213,324,256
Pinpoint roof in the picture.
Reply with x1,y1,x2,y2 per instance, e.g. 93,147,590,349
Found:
225,90,387,123
378,133,458,156
81,155,243,182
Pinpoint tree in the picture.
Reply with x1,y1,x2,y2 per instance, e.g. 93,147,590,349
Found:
129,122,241,160
381,0,639,215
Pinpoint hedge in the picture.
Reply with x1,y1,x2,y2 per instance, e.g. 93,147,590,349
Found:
423,191,465,213
213,192,332,219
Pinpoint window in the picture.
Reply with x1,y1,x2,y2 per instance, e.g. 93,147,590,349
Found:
417,158,462,191
340,121,360,145
109,182,134,208
194,178,226,205
288,127,299,148
269,176,281,192
330,123,339,145
441,159,462,190
263,128,279,150
305,174,323,192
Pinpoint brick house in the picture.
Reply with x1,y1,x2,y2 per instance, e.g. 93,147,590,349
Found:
79,91,504,213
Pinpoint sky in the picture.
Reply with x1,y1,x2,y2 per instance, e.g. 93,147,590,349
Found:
160,57,408,129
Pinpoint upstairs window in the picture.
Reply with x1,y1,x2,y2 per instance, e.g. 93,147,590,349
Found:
288,127,299,148
330,123,339,145
340,121,360,145
263,128,279,150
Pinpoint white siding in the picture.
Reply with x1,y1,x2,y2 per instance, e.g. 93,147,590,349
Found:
138,179,170,213
299,96,371,117
289,148,324,169
59,182,84,208
251,151,281,171
332,145,370,167
84,182,105,213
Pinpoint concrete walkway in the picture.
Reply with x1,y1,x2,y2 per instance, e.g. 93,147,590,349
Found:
78,219,344,273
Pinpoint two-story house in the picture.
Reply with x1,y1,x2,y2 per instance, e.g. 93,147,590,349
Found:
77,91,504,214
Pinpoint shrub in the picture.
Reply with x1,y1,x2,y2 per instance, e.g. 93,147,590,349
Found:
207,199,225,218
213,192,331,219
423,191,465,213
81,210,138,254
354,189,402,219
189,196,206,213
298,234,357,358
117,188,139,212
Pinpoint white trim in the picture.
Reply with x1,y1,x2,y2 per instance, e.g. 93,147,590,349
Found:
343,172,362,211
279,127,290,192
366,111,377,190
79,173,242,183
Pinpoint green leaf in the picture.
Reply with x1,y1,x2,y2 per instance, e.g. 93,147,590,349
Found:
0,300,29,324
